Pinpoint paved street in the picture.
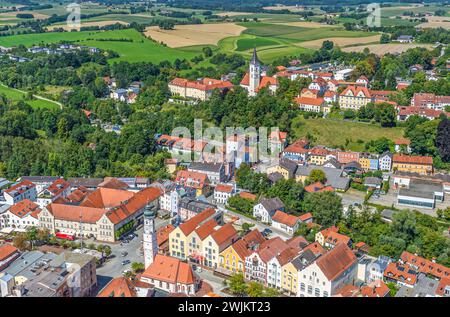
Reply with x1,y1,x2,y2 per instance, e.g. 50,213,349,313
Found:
196,269,229,297
94,218,170,292
217,206,291,240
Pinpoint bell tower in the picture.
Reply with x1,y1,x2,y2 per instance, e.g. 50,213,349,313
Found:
143,204,157,269
249,47,261,96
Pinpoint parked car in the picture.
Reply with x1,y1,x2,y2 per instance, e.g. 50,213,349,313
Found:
262,228,272,237
121,260,131,266
121,251,128,257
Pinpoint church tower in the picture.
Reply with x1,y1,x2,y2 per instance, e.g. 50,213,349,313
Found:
249,47,261,96
143,204,157,269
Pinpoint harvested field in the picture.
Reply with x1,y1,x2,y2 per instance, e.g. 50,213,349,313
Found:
0,10,49,19
263,5,305,12
298,35,381,49
417,16,450,29
46,20,129,31
342,43,433,55
144,23,246,48
216,11,253,17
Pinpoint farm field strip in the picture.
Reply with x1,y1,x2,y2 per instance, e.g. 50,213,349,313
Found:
0,84,61,110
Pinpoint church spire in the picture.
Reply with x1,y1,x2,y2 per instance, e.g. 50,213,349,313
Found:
251,47,260,65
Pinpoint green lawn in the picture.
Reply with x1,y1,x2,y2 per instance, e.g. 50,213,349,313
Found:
0,84,60,109
240,22,307,37
0,29,197,64
235,36,279,51
291,116,405,152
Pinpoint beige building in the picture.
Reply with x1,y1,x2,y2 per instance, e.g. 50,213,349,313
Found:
339,86,372,110
39,187,162,242
169,77,233,101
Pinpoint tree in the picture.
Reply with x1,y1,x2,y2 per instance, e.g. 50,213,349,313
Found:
321,40,334,50
436,118,450,163
302,191,343,227
131,262,145,273
247,282,264,297
13,233,29,251
391,210,417,243
266,179,305,212
227,273,247,297
202,46,213,57
309,169,326,183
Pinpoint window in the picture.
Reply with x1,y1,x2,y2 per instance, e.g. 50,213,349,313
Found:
315,288,320,296
307,285,312,294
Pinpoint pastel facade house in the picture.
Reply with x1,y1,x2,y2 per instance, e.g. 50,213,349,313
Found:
168,208,218,260
358,153,379,171
178,197,217,221
213,184,234,205
411,93,450,111
267,247,300,289
141,254,197,295
1,199,40,231
378,151,393,171
339,86,372,110
218,229,265,276
201,223,239,269
266,158,298,180
308,78,328,96
281,249,319,295
308,147,331,166
244,237,289,285
281,139,310,163
396,106,449,121
168,77,232,101
297,243,357,297
356,76,369,87
253,197,285,223
175,170,209,197
392,154,433,175
3,180,37,205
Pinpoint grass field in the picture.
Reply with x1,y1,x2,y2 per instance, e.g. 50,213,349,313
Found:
342,43,433,55
0,29,198,63
291,116,405,152
0,84,60,109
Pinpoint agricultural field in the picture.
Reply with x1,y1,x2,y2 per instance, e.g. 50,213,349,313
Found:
144,23,246,48
0,84,60,110
342,43,434,55
417,16,450,29
298,35,381,49
0,29,198,63
291,116,405,152
46,20,129,31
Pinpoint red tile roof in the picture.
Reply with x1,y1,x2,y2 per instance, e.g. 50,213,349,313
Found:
98,177,129,190
340,85,371,98
195,219,218,240
257,237,289,263
384,262,417,286
393,154,433,165
394,138,411,146
9,199,40,219
178,208,215,236
272,210,299,227
294,96,325,107
5,180,35,195
97,277,137,297
175,170,208,189
239,192,257,201
298,212,313,222
215,184,233,193
0,245,19,262
157,224,175,248
316,243,356,281
170,77,233,91
302,241,325,256
360,280,390,297
210,223,238,248
304,182,334,193
44,179,70,197
283,139,310,155
400,251,450,280
80,187,135,209
230,229,266,260
325,231,351,246
142,254,195,285
435,277,450,297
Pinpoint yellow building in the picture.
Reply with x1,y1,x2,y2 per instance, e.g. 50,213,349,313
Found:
358,157,371,170
218,229,266,275
392,154,433,175
339,85,372,110
169,209,216,260
281,261,299,295
202,223,238,269
266,159,298,180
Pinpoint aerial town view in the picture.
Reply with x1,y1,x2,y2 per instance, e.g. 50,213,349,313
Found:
0,0,449,307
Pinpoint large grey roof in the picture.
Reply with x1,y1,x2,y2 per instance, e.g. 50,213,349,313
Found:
260,197,285,212
279,158,298,174
396,273,438,297
399,179,443,199
19,176,60,183
188,162,223,173
291,249,317,270
296,165,350,190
